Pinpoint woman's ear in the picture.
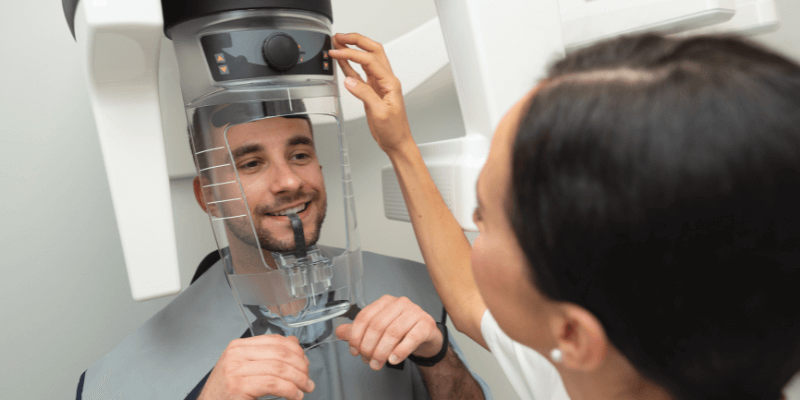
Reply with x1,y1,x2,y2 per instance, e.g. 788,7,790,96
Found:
549,304,608,371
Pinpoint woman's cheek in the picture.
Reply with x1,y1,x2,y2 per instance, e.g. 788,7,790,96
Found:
471,234,494,296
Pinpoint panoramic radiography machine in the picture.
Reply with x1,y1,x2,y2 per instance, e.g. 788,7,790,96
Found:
63,0,782,327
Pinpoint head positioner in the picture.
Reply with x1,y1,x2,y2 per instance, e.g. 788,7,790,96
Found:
210,100,310,128
168,2,363,334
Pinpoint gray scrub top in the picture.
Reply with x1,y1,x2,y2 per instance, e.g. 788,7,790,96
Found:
77,250,492,400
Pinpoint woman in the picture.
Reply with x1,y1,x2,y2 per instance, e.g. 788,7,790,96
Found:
329,32,800,400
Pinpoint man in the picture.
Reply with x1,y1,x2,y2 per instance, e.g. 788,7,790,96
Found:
75,101,490,400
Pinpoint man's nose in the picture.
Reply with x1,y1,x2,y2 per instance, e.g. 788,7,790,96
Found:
268,160,303,195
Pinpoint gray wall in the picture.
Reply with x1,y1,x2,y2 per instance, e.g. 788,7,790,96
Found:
0,0,798,399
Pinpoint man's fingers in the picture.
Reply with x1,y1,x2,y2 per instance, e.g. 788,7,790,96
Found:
235,335,305,359
358,298,408,361
367,312,419,370
390,320,436,365
224,344,310,376
240,375,308,400
233,359,314,393
335,324,352,341
347,295,393,352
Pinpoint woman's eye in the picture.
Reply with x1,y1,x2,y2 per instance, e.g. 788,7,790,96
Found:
472,208,482,223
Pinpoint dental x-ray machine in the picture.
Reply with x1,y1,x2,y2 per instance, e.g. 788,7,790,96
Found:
63,0,782,302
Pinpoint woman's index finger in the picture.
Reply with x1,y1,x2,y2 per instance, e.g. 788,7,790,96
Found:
334,32,384,54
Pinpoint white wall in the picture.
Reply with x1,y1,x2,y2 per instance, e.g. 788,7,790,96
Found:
753,0,800,63
1,0,798,399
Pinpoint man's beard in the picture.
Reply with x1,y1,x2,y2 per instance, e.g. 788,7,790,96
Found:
224,190,327,253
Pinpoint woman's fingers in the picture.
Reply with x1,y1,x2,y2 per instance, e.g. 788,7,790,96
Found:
334,32,393,72
331,36,365,82
328,47,395,91
343,76,386,109
333,32,383,54
327,32,413,154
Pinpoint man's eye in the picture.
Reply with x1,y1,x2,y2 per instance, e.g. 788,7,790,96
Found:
239,160,260,170
291,153,312,162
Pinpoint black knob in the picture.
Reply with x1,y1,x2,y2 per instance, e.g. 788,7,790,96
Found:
262,33,300,72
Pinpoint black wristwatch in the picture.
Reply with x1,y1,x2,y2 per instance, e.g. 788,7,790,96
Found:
407,322,449,367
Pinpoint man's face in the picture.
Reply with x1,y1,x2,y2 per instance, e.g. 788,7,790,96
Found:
211,116,327,253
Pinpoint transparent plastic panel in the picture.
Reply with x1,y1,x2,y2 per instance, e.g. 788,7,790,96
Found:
188,97,364,347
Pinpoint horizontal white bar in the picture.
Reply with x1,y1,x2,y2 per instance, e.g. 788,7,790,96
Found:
195,146,225,155
211,215,247,221
207,198,242,205
200,163,231,172
202,181,237,188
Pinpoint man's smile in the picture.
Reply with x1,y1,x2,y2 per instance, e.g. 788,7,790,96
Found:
264,201,311,217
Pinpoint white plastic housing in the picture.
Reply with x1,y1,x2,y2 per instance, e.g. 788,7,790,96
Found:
337,17,450,123
682,0,780,36
382,0,566,231
75,0,181,301
383,135,489,231
560,0,737,51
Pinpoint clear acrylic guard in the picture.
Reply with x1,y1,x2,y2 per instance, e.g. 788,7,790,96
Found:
188,97,364,349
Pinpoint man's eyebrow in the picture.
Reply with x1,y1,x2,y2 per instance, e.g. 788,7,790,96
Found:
288,135,313,147
231,143,263,159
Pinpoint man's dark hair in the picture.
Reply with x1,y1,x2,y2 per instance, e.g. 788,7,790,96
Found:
511,33,800,400
188,99,312,165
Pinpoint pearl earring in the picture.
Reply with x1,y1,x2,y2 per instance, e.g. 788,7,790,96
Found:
550,348,563,363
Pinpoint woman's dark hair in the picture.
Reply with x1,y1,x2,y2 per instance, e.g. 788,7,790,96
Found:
511,33,800,400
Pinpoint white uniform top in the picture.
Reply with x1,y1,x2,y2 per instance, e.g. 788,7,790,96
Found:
481,310,571,400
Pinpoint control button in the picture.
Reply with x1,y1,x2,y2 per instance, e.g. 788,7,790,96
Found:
219,65,230,75
322,50,329,60
323,61,330,71
262,33,300,72
214,53,226,63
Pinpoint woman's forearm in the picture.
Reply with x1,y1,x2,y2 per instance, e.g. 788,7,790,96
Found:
387,140,488,348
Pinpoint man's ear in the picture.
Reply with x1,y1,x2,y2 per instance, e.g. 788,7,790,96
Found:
549,304,608,371
193,176,209,214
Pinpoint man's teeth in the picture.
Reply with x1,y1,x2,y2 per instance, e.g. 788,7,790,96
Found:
268,203,307,216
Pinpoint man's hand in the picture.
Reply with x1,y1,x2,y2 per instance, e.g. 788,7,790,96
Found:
336,295,444,371
328,32,414,155
198,335,315,400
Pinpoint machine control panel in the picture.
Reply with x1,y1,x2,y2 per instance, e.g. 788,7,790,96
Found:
262,33,301,71
201,30,333,82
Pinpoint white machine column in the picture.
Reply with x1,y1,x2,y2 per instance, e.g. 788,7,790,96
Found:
434,0,565,141
382,0,565,231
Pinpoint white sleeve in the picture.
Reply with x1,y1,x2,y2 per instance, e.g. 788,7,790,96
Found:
480,309,571,400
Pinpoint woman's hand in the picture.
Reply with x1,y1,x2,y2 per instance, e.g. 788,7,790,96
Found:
328,32,414,155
